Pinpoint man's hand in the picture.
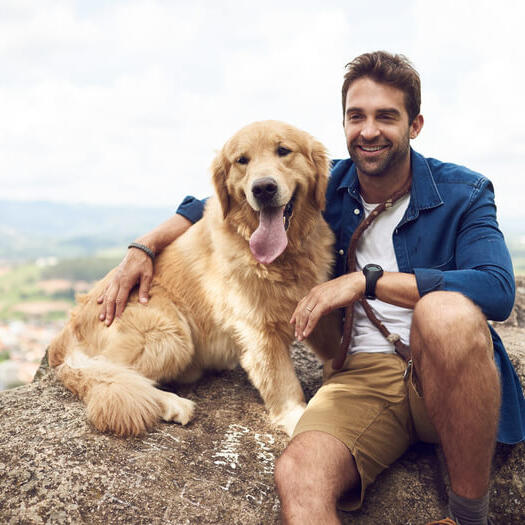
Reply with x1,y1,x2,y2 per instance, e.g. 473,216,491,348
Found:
96,213,193,326
98,247,153,326
290,272,366,341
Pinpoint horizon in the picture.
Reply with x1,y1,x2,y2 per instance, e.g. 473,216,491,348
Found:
1,198,524,242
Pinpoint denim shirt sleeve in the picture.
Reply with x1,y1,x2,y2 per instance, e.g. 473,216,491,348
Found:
175,195,208,224
414,179,515,321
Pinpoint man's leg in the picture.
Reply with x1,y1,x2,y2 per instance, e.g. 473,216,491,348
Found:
410,292,500,516
274,430,359,525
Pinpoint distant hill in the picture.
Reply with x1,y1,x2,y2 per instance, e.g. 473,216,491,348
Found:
0,200,174,261
0,199,523,267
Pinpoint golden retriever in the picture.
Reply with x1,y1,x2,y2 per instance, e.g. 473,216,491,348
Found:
48,120,340,437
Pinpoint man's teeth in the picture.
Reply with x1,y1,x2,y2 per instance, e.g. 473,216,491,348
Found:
360,145,386,152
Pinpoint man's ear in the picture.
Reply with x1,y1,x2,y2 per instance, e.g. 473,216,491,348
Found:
310,139,329,211
211,150,230,219
409,114,424,140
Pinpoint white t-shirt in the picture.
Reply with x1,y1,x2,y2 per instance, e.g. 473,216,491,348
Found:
350,194,413,354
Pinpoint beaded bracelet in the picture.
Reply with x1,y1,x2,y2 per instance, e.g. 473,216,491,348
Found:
128,242,155,262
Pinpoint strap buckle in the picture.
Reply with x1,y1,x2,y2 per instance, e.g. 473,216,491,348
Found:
403,359,413,381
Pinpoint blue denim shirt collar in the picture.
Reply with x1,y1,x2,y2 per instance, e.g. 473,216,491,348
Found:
334,148,444,222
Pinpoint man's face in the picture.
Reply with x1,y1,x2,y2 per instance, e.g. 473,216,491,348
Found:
344,77,422,178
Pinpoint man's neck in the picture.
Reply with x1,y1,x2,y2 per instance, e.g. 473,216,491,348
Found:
357,156,412,204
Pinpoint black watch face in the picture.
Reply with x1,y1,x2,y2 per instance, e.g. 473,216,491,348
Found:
364,263,383,299
365,263,382,273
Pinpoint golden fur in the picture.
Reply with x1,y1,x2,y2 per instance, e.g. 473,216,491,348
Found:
48,120,341,437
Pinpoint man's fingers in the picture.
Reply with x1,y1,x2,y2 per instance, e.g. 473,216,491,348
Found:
291,298,307,338
302,314,318,340
138,272,152,304
103,282,120,326
104,303,115,325
97,284,109,313
298,306,322,341
293,299,315,341
114,284,132,319
298,306,310,340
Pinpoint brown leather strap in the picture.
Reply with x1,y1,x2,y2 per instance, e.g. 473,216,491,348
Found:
360,299,411,361
332,177,412,370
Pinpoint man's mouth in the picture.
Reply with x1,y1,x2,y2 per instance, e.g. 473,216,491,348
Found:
357,144,389,153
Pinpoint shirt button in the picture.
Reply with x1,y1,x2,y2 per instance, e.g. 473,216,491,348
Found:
339,249,344,256
354,208,360,215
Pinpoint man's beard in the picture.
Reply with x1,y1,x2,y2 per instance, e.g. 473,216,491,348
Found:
348,133,410,177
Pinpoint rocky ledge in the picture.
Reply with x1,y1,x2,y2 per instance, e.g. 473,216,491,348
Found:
0,278,524,524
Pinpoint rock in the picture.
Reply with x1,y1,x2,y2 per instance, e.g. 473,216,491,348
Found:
0,359,286,525
1,281,524,524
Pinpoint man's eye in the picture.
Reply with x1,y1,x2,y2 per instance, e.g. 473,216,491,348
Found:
236,156,249,165
277,146,292,157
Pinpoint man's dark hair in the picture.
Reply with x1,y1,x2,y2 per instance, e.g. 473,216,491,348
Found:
342,51,421,123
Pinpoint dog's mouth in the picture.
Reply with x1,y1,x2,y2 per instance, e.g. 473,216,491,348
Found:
249,191,296,265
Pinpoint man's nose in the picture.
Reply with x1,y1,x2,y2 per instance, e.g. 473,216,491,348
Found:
360,119,381,140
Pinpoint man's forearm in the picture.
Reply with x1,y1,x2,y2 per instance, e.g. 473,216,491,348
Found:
375,271,421,309
135,213,192,255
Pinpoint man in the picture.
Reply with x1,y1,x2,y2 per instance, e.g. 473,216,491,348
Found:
98,52,524,524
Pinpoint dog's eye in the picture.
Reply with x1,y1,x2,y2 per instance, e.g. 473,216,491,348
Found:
236,156,249,165
277,146,292,157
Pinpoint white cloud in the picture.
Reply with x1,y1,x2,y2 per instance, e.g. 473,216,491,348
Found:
0,0,523,220
410,0,525,217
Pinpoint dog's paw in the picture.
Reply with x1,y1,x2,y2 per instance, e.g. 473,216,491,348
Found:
159,392,196,426
273,403,306,437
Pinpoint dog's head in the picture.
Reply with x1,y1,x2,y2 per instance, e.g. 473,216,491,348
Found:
211,120,329,265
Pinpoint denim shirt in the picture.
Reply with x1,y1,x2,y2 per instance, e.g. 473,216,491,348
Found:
176,149,525,444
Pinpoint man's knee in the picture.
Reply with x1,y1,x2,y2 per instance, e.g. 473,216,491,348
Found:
411,291,490,366
275,431,358,500
274,445,295,491
274,435,313,495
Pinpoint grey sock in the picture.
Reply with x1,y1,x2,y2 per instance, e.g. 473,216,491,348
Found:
448,489,489,525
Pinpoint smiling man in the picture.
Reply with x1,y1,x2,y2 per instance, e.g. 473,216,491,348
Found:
97,52,524,524
279,52,522,525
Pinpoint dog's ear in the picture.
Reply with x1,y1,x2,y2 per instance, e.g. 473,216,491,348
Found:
211,150,230,219
311,139,329,211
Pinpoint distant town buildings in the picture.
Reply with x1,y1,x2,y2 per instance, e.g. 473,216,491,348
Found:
0,268,92,391
0,319,65,390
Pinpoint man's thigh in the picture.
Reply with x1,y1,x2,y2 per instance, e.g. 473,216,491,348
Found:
292,352,413,511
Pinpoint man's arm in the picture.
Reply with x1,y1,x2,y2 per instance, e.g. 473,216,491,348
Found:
99,196,207,325
413,179,515,322
291,271,419,341
293,178,515,339
98,214,192,325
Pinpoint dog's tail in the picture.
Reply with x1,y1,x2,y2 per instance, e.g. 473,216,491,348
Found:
56,350,163,436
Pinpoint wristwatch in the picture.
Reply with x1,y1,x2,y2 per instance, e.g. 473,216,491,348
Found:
363,263,383,300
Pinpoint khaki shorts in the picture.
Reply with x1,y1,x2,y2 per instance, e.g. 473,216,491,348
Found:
292,352,438,511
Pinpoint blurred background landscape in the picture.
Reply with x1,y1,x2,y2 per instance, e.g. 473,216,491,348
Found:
0,199,173,390
0,198,523,391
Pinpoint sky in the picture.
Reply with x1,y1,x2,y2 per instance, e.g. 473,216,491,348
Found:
0,0,524,222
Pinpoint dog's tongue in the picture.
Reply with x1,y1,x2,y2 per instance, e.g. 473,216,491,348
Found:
249,206,288,264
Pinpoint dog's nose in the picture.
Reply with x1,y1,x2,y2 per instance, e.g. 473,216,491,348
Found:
252,177,278,204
